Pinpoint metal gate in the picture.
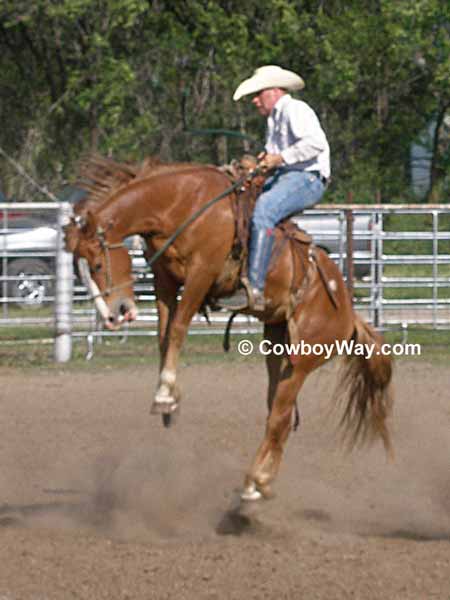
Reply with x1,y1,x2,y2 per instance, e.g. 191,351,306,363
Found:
1,202,449,361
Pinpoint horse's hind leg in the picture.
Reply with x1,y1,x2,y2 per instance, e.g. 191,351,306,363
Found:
264,322,288,414
242,361,308,501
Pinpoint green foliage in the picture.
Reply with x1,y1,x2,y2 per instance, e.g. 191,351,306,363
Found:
0,0,448,201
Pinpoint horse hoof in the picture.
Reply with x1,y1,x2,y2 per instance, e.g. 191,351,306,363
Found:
150,398,179,416
240,484,263,502
162,413,172,428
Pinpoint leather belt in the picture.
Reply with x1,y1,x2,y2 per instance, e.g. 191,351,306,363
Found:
310,170,329,186
278,165,329,186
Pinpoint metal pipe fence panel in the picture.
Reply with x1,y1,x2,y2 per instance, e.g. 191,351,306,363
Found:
0,203,449,360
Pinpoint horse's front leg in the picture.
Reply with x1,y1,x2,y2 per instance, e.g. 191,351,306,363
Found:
151,266,217,419
152,267,181,415
242,361,309,501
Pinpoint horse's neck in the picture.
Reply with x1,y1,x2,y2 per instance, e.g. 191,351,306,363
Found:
98,190,156,240
97,165,230,241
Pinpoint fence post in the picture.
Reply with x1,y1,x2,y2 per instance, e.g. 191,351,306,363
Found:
345,208,354,303
54,202,73,362
373,211,383,329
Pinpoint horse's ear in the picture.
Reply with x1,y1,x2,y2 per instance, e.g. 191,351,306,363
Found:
63,218,80,253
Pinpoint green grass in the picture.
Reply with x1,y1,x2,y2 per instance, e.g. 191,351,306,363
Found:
380,262,450,300
381,329,450,366
354,267,450,300
353,212,450,301
1,328,449,371
383,212,450,255
0,332,264,371
0,322,57,340
0,304,54,319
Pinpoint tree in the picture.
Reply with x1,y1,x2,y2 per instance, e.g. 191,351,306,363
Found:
0,0,448,203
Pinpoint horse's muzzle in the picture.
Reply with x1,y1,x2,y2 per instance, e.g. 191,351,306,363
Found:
77,259,138,329
105,297,138,330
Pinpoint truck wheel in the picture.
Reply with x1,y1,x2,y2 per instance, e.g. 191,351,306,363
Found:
7,258,54,309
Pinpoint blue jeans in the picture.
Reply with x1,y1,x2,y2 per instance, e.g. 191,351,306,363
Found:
252,169,326,230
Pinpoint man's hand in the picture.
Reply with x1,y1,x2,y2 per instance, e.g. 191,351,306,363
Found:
257,152,284,171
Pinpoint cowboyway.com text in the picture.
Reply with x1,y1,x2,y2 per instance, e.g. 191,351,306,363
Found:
237,338,421,359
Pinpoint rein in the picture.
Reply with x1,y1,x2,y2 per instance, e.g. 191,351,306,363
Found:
145,167,263,269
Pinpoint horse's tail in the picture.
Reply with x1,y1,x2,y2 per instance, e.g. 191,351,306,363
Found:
335,313,394,458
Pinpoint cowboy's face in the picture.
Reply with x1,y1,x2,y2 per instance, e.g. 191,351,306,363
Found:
252,88,283,116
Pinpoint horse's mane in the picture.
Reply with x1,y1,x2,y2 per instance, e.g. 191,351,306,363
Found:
75,154,225,212
76,154,163,210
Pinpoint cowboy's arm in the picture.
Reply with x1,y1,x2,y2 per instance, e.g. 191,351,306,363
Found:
280,102,328,165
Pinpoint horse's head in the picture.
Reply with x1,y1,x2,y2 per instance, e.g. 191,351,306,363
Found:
64,212,138,330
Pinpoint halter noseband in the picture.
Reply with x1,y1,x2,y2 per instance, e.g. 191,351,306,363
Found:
93,226,135,298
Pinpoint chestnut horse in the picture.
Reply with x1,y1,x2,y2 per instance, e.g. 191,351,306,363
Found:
65,160,393,502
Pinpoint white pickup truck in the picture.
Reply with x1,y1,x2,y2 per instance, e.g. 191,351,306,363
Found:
0,210,59,308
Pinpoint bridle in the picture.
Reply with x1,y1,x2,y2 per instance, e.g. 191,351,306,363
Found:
89,226,135,299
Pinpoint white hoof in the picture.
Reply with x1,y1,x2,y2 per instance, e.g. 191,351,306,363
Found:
240,483,263,502
154,380,176,405
154,390,176,404
151,396,178,415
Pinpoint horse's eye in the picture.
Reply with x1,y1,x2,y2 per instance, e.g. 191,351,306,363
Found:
91,263,102,274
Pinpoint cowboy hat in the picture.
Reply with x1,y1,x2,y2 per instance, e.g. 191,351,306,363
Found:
233,65,305,101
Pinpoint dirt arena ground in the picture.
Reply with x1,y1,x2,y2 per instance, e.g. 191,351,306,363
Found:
1,357,449,600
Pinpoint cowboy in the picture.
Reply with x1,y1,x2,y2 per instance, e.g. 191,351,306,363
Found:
219,65,330,311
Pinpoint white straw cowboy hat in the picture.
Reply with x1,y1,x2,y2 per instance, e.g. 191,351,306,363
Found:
233,65,305,101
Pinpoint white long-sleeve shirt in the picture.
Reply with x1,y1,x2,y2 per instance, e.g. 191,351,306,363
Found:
265,94,330,180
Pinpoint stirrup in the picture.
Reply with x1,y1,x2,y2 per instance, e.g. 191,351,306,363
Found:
216,281,266,312
216,287,250,311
